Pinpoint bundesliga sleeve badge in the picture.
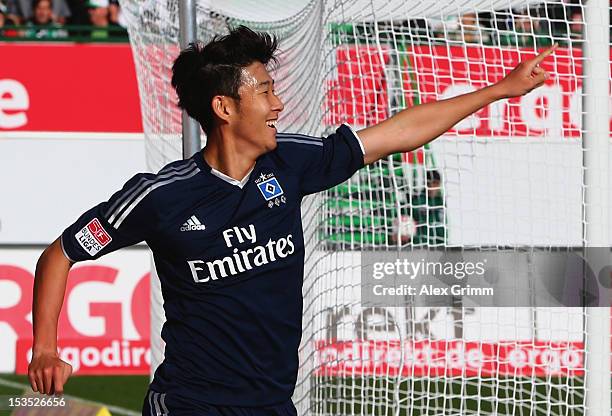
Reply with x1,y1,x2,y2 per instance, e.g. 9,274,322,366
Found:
75,218,112,256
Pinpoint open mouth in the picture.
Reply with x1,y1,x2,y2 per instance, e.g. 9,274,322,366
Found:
266,120,277,129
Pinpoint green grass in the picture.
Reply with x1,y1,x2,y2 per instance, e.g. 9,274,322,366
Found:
0,373,149,414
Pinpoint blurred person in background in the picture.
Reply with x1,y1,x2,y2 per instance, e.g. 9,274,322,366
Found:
108,0,124,27
567,10,584,47
0,3,7,34
87,0,108,39
430,12,492,45
410,170,446,246
108,0,127,38
6,0,69,24
23,0,68,39
0,2,8,26
498,7,553,48
544,0,582,38
429,15,458,42
457,12,491,44
4,0,23,24
0,2,20,36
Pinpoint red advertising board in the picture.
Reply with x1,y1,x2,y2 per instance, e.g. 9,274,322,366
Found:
326,45,611,136
315,340,585,378
15,339,151,375
2,43,610,135
0,249,151,375
0,43,143,132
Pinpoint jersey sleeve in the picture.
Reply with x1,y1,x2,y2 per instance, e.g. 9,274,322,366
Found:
276,124,365,195
60,173,155,262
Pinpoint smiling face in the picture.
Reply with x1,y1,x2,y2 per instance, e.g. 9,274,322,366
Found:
230,61,284,155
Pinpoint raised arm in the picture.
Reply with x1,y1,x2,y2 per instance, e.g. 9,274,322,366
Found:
28,237,73,395
358,44,557,165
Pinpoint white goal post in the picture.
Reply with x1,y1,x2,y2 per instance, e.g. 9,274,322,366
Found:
119,0,611,414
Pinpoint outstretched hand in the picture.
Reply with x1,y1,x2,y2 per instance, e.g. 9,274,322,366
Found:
494,44,557,99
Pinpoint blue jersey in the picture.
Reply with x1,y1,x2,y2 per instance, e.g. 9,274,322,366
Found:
61,125,364,407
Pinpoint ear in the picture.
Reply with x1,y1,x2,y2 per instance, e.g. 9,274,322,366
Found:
211,95,236,124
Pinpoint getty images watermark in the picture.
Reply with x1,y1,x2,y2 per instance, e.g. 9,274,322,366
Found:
361,248,612,308
371,257,490,297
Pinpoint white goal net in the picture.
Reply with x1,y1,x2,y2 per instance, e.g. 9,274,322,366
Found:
120,0,611,414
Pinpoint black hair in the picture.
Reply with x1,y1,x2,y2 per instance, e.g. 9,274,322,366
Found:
33,0,52,8
171,25,278,134
426,170,441,183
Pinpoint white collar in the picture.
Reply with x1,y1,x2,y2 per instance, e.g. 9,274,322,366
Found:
210,166,254,189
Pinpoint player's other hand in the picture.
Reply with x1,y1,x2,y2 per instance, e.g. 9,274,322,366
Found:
494,43,557,99
28,351,72,395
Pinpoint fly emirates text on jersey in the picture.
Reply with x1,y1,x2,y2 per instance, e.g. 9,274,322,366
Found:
187,224,295,283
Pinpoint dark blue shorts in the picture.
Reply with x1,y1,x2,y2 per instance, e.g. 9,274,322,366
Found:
142,390,298,416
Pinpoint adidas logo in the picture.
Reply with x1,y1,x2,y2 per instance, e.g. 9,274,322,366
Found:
180,215,206,232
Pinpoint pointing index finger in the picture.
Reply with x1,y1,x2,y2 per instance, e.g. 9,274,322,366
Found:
533,43,558,66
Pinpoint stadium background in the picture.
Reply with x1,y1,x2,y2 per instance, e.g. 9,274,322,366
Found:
0,0,610,414
1,1,150,413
